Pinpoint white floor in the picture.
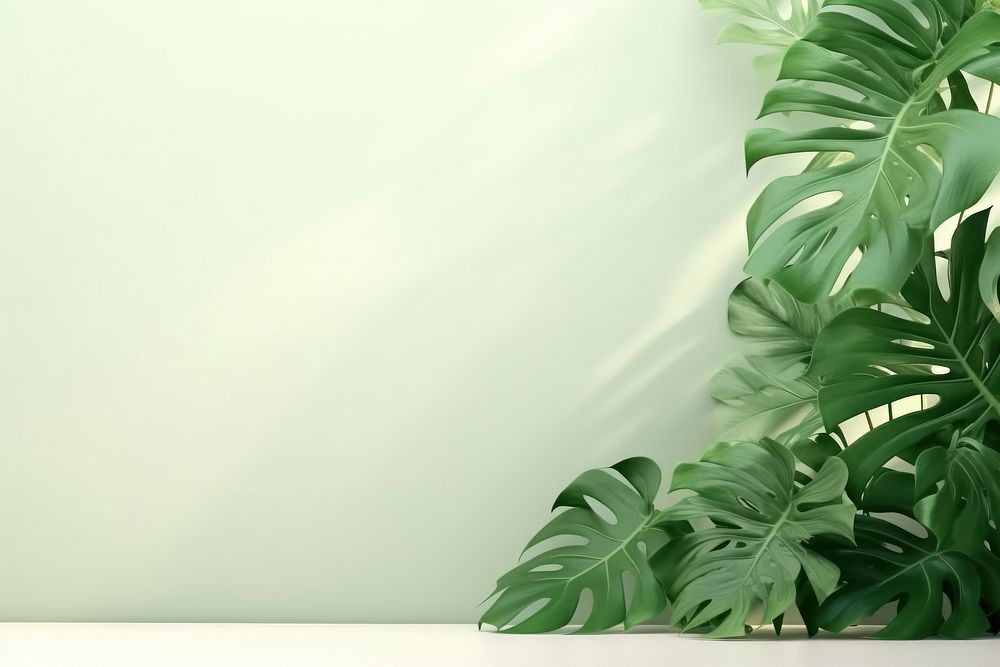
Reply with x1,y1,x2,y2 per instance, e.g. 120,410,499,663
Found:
0,624,995,666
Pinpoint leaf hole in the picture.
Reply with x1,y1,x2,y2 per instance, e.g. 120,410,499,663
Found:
738,496,762,513
620,570,637,608
503,598,551,630
522,534,588,561
529,564,563,573
570,588,596,628
890,338,933,350
830,247,863,295
879,541,904,554
584,495,618,525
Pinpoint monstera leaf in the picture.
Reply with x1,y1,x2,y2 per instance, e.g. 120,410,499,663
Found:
650,440,855,637
712,278,878,443
724,278,872,374
811,210,1000,500
915,435,1000,553
711,358,822,444
966,45,1000,83
745,1,1000,302
806,515,1000,639
480,458,670,633
699,0,822,69
981,225,1000,321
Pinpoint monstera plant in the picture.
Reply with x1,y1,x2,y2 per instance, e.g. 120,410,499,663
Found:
482,0,1000,639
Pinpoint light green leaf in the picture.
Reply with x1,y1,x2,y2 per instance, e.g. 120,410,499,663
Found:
745,2,1000,302
806,515,1000,639
811,210,1000,500
713,278,880,443
725,277,873,374
480,458,669,633
965,45,1000,83
713,277,888,443
699,0,822,69
980,223,1000,321
711,358,822,444
915,435,1000,553
651,440,855,637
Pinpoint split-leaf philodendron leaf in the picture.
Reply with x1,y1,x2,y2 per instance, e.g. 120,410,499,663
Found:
480,458,669,633
915,435,1000,553
724,278,870,375
806,515,1000,639
699,0,822,69
651,440,855,637
810,210,1000,500
712,278,878,443
745,1,1000,302
981,226,1000,322
711,358,822,445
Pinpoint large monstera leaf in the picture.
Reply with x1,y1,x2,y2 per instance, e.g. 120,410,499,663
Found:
811,210,1000,500
724,277,871,374
745,1,1000,302
480,458,669,633
650,440,855,637
711,358,822,444
805,515,1000,639
967,44,1000,83
712,278,875,443
699,0,822,69
915,435,1000,553
981,226,1000,321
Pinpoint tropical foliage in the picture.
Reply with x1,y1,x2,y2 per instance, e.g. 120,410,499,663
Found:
483,0,1000,639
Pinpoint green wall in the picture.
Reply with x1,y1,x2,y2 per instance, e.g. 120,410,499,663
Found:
1,0,767,621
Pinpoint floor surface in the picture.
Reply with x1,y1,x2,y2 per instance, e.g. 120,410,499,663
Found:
0,623,995,666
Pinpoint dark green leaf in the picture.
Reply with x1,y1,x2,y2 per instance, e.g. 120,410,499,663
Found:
915,435,1000,553
811,210,1000,499
811,515,1000,639
480,458,668,633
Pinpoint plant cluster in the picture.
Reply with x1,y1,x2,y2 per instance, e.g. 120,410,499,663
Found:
481,0,1000,638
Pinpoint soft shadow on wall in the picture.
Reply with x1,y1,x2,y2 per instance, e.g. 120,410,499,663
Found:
1,0,772,622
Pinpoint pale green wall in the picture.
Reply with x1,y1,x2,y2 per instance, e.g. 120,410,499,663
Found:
0,1,769,621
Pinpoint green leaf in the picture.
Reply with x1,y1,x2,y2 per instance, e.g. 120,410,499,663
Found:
725,277,873,374
480,458,669,633
965,45,1000,83
915,435,1000,553
651,440,855,637
980,224,1000,322
745,2,1000,302
712,278,879,443
711,358,822,444
811,210,1000,500
809,515,1000,639
699,0,822,69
